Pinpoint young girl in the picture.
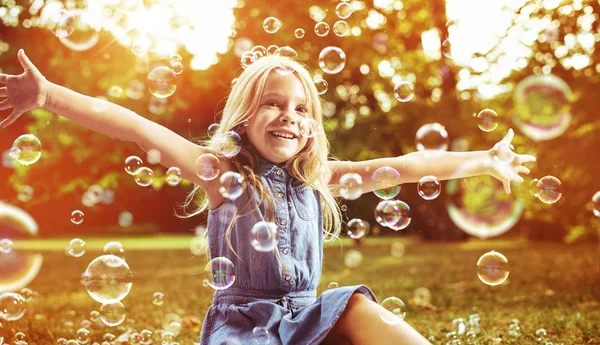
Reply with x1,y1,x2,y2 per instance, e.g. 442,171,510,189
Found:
1,49,535,345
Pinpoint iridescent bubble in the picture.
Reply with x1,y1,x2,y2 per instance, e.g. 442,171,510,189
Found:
375,200,400,228
380,297,406,324
318,47,346,74
475,108,499,132
347,218,367,239
314,22,330,37
251,45,267,59
165,167,183,187
76,328,90,344
263,17,282,34
390,242,405,258
50,10,75,37
339,173,363,200
529,178,540,197
0,238,13,254
56,10,100,51
417,175,441,200
205,257,236,290
68,238,86,257
415,123,449,151
299,118,321,138
89,310,100,322
207,123,220,138
118,211,133,228
219,171,245,200
393,81,415,102
152,292,164,306
314,78,328,95
171,62,183,75
536,176,562,204
371,167,401,200
100,302,126,327
250,221,278,252
513,74,572,142
294,28,305,38
327,282,339,289
81,255,133,303
333,20,350,37
14,332,25,341
195,153,220,181
335,1,353,19
66,340,78,345
477,250,509,286
413,287,431,306
241,51,256,68
252,327,271,344
216,131,242,158
71,210,84,225
344,249,363,268
147,66,177,99
386,200,411,231
124,156,143,175
12,134,42,166
592,191,600,217
0,292,27,321
169,53,182,65
134,167,154,187
140,330,153,345
103,242,124,257
266,45,279,55
19,288,33,301
275,46,298,59
56,338,67,345
441,39,452,59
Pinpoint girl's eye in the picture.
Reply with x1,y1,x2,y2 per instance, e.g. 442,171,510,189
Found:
265,100,279,107
296,106,308,114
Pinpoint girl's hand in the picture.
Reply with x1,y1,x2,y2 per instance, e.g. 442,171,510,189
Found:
0,49,49,128
485,128,536,194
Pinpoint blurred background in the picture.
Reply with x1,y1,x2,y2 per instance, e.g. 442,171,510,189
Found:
0,0,599,243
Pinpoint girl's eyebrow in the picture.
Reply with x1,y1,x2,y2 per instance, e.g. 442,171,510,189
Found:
261,91,306,103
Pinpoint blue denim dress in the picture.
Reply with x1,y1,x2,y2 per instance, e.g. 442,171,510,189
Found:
200,158,376,345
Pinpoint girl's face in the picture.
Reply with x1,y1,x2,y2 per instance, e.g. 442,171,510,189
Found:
245,71,310,165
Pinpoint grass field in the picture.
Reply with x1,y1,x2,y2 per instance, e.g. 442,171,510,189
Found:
1,236,599,344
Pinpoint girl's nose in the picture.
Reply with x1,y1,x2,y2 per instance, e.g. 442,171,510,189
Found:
280,111,297,125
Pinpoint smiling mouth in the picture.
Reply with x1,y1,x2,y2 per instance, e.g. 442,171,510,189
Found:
269,131,297,140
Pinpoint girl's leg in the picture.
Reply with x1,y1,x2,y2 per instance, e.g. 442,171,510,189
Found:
322,293,431,345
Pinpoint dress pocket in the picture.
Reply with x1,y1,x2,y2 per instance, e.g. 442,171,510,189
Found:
291,185,318,221
205,305,231,336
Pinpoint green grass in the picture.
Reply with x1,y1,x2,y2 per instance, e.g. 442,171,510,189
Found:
1,237,598,344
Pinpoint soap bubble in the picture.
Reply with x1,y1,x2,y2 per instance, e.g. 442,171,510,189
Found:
336,2,353,19
165,167,183,186
339,173,363,200
380,297,406,324
592,191,600,217
477,250,509,286
536,176,562,204
318,47,346,74
147,66,177,99
417,175,441,200
513,74,572,141
100,302,126,327
205,257,236,290
299,118,321,138
56,9,100,51
371,167,401,200
529,178,540,197
195,153,220,181
171,62,183,75
207,123,220,138
71,210,84,225
219,171,245,200
263,17,282,34
386,200,411,231
327,282,339,289
50,10,75,37
314,22,330,37
251,45,267,59
394,81,415,102
252,327,271,344
81,255,133,303
0,292,27,321
76,328,90,344
134,167,154,187
0,238,13,254
415,123,448,151
475,108,499,132
441,39,452,58
12,134,42,166
333,21,350,37
250,221,278,252
152,292,164,306
294,28,305,38
275,46,298,59
314,78,328,95
124,156,143,175
67,238,86,257
347,218,367,239
216,131,242,158
103,242,124,257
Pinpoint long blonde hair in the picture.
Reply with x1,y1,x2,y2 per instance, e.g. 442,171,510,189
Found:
178,55,342,256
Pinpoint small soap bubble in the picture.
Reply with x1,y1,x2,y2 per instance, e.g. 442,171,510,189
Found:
442,39,452,58
477,250,509,286
207,123,220,138
250,221,278,252
134,167,154,187
165,167,183,187
124,156,143,175
71,210,84,225
275,46,298,59
267,45,279,55
536,176,562,204
19,288,33,301
77,328,90,344
335,1,353,19
171,62,184,75
12,134,42,165
251,45,267,58
344,249,363,268
100,302,126,327
68,238,86,257
216,131,242,158
263,17,282,34
417,175,441,200
341,204,348,212
82,255,133,303
299,118,321,138
394,81,415,102
339,173,363,200
371,167,401,200
219,171,246,200
15,332,26,341
375,200,403,228
147,66,177,99
57,338,68,345
314,79,328,95
592,191,600,217
252,327,271,344
415,123,449,151
390,242,405,258
386,200,411,231
140,330,152,345
346,218,367,239
333,20,350,37
476,108,499,132
119,211,133,228
205,257,236,290
195,153,220,181
294,28,305,38
0,292,27,321
103,241,124,257
169,53,182,65
314,22,330,37
380,297,406,324
152,292,164,306
327,282,339,289
529,178,540,197
0,238,13,254
50,10,75,37
318,47,346,74
89,310,100,322
535,328,547,337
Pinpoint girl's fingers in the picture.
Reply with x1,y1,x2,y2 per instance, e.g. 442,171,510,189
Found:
0,108,22,128
520,154,536,163
504,181,511,194
516,166,530,175
0,98,13,110
502,128,514,144
18,49,42,77
0,87,7,97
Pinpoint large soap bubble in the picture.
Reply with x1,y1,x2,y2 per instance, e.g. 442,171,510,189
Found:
81,255,133,304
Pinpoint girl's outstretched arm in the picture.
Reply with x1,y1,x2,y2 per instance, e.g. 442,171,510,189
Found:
329,129,536,195
0,49,229,207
